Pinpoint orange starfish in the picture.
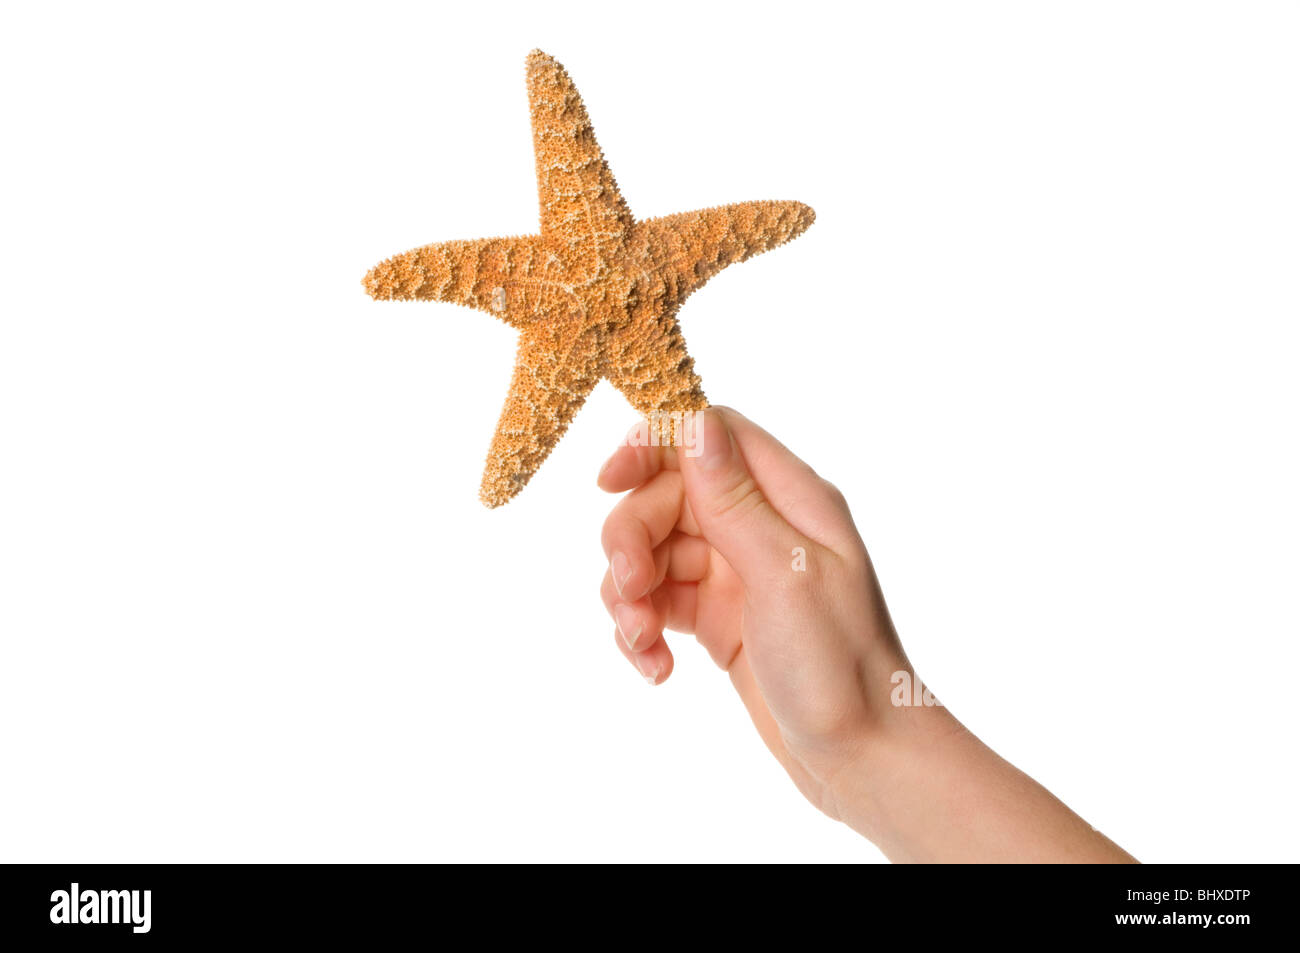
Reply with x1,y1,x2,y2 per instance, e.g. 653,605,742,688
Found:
363,50,815,507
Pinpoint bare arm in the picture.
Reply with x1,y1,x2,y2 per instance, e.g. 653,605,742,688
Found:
597,407,1135,863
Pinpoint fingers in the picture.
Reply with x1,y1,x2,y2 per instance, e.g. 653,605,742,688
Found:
599,541,706,641
660,532,711,582
597,434,679,494
599,408,851,685
600,540,706,685
599,569,662,651
599,566,681,686
650,579,700,635
677,407,812,585
702,408,859,552
599,470,684,602
612,626,673,686
599,409,850,549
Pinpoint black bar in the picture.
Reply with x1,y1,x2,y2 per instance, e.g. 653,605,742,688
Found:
0,863,1283,943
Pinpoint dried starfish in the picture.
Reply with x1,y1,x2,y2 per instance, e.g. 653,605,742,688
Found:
363,50,814,507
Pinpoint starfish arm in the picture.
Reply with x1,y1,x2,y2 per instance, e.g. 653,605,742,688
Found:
606,306,709,418
527,50,633,269
632,200,815,300
479,318,603,507
362,235,562,329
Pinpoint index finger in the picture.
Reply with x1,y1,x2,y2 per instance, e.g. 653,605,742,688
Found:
596,423,681,493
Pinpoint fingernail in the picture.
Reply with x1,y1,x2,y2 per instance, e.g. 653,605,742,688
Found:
615,604,643,650
694,410,733,471
635,654,661,686
610,551,633,598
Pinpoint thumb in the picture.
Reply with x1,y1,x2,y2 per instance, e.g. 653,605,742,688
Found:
679,408,805,585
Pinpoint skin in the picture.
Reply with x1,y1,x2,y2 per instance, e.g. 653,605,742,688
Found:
598,406,1137,863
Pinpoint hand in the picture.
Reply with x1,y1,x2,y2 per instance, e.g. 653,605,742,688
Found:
597,406,910,817
598,407,1136,862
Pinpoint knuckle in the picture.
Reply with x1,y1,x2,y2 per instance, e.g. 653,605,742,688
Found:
819,478,849,512
709,473,766,524
599,517,622,555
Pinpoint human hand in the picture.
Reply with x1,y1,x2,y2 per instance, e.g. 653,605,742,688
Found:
598,406,1136,862
597,406,913,817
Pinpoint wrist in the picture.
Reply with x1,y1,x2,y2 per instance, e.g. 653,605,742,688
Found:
824,698,966,848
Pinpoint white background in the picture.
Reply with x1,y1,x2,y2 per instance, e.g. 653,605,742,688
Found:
2,1,1297,862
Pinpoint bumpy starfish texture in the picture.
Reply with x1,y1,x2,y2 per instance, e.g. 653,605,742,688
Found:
364,50,814,507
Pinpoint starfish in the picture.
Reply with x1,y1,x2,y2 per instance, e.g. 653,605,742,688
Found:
363,50,815,507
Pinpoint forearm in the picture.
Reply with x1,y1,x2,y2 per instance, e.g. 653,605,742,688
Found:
831,705,1137,863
